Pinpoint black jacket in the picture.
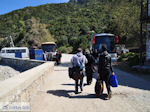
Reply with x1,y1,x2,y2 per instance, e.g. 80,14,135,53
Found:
85,53,95,73
85,53,95,67
98,50,113,75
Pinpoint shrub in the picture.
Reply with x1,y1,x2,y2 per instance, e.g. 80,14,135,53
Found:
58,46,73,53
127,53,139,66
118,52,140,66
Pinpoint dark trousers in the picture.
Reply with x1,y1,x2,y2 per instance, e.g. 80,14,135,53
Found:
86,66,93,84
100,72,111,94
86,73,92,84
75,78,84,93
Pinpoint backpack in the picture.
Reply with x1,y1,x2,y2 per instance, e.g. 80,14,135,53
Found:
69,54,84,80
68,66,84,80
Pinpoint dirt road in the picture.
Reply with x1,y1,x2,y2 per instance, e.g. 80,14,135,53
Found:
31,54,150,112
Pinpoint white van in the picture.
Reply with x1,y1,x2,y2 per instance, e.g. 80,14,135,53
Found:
0,47,29,59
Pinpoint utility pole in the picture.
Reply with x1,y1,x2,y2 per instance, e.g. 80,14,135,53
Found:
139,0,144,65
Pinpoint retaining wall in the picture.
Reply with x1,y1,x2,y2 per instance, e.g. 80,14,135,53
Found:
0,57,45,71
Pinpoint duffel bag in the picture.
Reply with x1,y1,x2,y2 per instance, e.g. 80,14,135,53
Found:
72,66,84,80
68,67,73,79
95,79,103,97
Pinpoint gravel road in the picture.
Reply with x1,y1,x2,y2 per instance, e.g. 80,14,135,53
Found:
31,54,150,112
0,63,20,81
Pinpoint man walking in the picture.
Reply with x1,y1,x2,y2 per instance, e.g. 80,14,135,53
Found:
98,44,115,99
85,49,95,85
71,48,88,94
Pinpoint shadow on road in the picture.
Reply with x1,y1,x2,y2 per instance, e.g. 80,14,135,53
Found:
62,84,75,86
47,90,109,100
70,93,108,100
70,94,97,99
55,62,72,67
47,90,74,98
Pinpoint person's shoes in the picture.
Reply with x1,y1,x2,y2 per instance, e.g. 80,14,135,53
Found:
80,87,83,92
89,81,92,85
108,93,112,99
75,91,78,94
87,81,91,85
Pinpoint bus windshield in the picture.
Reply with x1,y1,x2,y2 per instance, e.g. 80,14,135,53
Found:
94,36,115,53
42,44,56,52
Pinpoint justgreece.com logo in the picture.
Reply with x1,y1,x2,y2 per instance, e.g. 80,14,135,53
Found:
0,102,30,111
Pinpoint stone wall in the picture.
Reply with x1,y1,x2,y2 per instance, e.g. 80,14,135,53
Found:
0,57,45,71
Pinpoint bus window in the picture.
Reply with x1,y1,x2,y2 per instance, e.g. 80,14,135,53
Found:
6,50,11,53
92,34,116,53
6,50,15,53
94,36,112,53
15,50,20,52
42,44,56,52
11,50,15,53
1,50,5,53
21,49,26,53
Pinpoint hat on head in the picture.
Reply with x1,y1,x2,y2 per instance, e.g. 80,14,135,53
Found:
77,48,82,52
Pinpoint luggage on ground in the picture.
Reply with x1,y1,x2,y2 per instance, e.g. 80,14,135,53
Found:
95,79,103,97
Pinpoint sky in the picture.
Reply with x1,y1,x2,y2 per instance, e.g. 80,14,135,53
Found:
0,0,69,15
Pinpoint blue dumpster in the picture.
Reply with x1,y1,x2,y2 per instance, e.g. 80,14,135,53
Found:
29,49,43,60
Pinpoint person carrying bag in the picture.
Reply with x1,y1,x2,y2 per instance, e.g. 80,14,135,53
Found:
98,44,115,99
71,48,88,94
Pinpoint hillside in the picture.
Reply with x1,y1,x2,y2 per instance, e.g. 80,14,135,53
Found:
0,0,146,53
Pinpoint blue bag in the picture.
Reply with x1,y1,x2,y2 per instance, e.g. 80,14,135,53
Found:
109,74,118,87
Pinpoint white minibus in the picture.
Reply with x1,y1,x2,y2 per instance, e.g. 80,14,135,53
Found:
0,47,29,59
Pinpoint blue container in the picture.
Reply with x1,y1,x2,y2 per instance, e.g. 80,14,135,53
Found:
15,52,22,58
29,49,43,60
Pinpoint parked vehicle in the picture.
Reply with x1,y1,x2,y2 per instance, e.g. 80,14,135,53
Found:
115,44,129,55
41,42,57,61
0,47,29,59
90,33,119,61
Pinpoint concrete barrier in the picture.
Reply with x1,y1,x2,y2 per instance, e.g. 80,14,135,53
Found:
0,58,54,104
